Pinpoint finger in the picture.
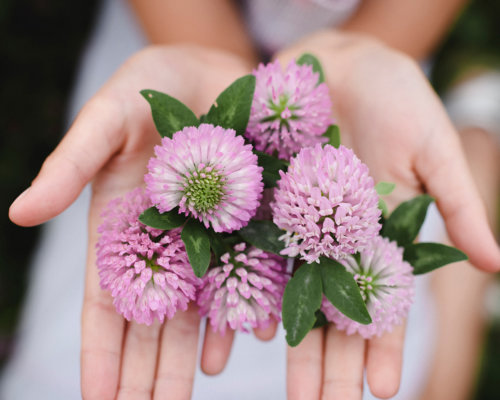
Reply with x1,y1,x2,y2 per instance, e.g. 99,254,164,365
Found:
417,121,500,272
116,321,162,400
254,320,278,341
81,223,125,400
9,96,125,227
200,321,235,375
322,326,365,400
366,324,406,399
287,328,323,400
153,306,201,400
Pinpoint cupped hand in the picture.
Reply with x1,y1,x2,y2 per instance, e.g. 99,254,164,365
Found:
8,45,276,400
277,30,500,399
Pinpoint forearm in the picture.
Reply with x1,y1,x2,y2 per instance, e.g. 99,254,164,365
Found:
341,0,467,59
128,0,258,64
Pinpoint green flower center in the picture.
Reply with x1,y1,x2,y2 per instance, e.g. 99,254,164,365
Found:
351,253,380,302
354,273,375,301
143,256,161,273
261,94,300,128
183,164,226,213
134,255,162,284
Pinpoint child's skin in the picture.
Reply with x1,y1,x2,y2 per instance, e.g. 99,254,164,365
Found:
419,127,499,400
277,32,499,400
9,1,499,399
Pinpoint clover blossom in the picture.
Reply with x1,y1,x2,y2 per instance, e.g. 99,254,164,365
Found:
96,188,200,325
272,144,381,263
322,236,415,338
246,60,333,160
145,124,263,233
198,243,289,334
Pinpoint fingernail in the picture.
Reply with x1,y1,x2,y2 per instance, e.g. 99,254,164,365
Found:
11,187,31,207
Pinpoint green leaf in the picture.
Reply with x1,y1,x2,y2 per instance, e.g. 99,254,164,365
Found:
181,219,211,278
404,242,468,275
381,194,434,247
256,151,288,188
319,257,372,324
353,252,361,266
376,182,395,218
375,182,396,196
378,198,389,217
205,75,256,135
297,53,325,84
238,220,285,255
141,90,199,138
283,264,323,347
138,207,186,230
323,125,341,148
207,229,229,260
313,310,328,329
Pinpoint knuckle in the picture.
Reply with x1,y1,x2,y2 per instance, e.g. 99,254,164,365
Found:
83,293,116,317
128,324,161,343
322,376,363,400
116,385,152,400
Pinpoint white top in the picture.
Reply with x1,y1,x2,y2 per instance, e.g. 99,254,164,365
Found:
244,0,360,54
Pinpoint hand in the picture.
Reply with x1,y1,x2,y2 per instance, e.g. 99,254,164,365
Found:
277,31,500,399
8,45,274,399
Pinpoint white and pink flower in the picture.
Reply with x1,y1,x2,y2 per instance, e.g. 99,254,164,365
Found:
246,60,333,160
322,236,415,338
272,144,381,263
96,188,200,325
198,243,289,334
145,124,263,233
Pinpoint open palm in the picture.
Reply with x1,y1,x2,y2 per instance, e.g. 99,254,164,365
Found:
9,45,262,400
277,31,500,400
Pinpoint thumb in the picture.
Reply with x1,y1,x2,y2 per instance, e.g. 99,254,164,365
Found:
416,119,500,272
9,96,125,227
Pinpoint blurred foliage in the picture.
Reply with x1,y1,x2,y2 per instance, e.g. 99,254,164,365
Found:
475,321,500,400
0,0,98,367
431,0,500,92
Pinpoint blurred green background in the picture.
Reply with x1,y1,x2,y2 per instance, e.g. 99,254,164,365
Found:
0,0,498,398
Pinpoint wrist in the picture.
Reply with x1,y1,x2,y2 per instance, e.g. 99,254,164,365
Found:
274,30,418,89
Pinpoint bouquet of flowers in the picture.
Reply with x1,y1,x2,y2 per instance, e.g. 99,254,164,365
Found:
96,54,467,346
